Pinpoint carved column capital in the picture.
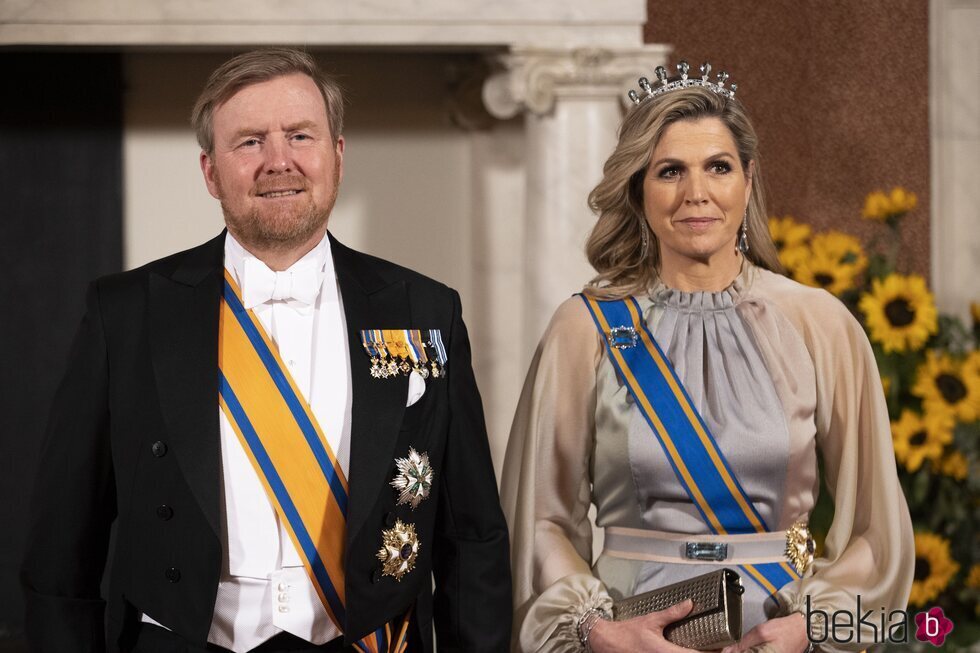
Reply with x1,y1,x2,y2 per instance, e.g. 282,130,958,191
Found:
482,45,670,118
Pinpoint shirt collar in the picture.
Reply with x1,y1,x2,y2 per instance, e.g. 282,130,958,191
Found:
223,229,335,293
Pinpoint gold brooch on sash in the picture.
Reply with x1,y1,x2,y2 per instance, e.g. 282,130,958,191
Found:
377,519,420,581
785,519,816,575
359,329,448,379
391,448,434,509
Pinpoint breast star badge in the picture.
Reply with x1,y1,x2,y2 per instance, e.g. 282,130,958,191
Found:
377,519,420,581
785,519,816,575
391,448,434,509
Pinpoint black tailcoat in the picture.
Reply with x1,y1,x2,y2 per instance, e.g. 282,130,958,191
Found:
22,232,512,652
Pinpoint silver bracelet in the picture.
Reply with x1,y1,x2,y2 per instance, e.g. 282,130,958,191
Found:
577,608,609,652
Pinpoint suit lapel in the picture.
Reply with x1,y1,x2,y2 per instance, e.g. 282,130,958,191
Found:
149,233,224,539
332,234,410,544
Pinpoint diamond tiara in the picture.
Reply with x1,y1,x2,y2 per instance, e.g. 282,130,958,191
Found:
628,60,737,106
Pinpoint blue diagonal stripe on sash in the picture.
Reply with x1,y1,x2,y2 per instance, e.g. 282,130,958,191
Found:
628,296,769,531
223,281,348,517
579,294,800,596
218,371,347,624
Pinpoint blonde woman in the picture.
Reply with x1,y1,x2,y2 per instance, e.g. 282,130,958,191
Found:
502,63,913,653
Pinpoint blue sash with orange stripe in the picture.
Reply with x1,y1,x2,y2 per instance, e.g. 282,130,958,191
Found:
219,270,412,653
579,294,800,598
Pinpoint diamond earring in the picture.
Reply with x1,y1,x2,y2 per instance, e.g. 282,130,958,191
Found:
737,210,749,254
640,219,650,259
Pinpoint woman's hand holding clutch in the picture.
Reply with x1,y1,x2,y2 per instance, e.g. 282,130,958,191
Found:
720,613,809,653
588,599,701,653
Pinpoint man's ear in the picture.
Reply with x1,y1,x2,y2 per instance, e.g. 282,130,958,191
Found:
201,151,221,200
335,135,345,185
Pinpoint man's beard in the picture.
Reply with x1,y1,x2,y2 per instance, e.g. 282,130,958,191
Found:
218,168,339,253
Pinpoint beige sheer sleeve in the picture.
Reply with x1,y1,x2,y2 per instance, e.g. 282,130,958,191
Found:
501,297,612,653
774,288,914,651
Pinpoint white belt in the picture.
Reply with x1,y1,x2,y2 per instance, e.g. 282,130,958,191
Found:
603,526,790,565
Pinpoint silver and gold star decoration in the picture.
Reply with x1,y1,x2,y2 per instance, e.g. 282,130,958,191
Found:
391,448,434,509
785,519,816,575
376,519,419,581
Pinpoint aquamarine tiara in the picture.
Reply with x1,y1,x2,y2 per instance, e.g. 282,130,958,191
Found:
628,60,737,106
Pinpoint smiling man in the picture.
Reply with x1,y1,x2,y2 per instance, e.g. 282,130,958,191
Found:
22,49,511,653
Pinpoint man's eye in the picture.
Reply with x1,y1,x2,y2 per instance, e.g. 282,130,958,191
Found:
291,133,311,141
241,138,260,147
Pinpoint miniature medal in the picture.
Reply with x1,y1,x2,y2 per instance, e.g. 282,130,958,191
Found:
407,330,430,379
361,331,387,378
426,329,448,378
376,519,420,581
391,448,434,509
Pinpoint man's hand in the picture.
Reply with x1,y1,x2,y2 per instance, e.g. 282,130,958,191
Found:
588,599,701,653
721,612,810,653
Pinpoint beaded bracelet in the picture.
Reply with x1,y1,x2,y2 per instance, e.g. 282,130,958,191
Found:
576,608,609,652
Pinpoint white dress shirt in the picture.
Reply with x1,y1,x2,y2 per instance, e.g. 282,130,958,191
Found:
142,231,352,652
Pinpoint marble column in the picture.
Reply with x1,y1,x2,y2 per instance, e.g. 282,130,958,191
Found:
483,46,669,365
929,0,980,320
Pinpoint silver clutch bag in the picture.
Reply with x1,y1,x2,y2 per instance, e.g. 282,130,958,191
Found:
612,568,744,650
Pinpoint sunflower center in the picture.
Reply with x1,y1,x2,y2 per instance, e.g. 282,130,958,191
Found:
774,238,785,250
914,557,932,581
936,373,967,403
814,273,835,288
908,430,927,447
884,299,916,327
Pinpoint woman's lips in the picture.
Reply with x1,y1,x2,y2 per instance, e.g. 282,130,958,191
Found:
678,217,720,232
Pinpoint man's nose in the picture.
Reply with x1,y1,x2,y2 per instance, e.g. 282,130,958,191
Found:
263,137,293,173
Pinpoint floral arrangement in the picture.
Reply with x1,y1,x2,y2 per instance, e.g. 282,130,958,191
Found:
769,188,979,648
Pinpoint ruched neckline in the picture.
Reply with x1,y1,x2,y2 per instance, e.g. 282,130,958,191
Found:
649,260,753,312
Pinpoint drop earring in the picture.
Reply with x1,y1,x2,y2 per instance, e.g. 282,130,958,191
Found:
640,219,650,260
737,210,749,254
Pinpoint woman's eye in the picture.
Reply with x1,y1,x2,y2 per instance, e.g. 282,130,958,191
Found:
710,161,732,174
658,167,680,179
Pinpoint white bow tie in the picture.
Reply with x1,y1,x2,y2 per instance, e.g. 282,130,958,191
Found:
241,257,323,310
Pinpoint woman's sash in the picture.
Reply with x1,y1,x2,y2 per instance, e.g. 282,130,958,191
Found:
579,294,800,597
219,270,412,653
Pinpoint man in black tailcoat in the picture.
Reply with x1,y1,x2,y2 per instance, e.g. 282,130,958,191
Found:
22,48,511,653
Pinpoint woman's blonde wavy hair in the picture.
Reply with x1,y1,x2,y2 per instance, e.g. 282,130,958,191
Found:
585,85,783,299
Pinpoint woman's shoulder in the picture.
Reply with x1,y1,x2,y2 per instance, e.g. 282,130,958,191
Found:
750,266,867,347
752,267,855,319
544,294,604,344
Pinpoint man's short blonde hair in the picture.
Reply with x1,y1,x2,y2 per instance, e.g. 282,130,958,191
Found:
191,48,345,154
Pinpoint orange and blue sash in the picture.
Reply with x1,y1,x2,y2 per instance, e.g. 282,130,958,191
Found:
219,270,412,653
580,294,800,597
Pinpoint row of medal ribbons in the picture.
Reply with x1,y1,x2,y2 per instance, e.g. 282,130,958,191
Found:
360,329,447,379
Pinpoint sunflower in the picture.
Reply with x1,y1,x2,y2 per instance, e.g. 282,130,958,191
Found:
858,274,938,353
794,249,860,296
912,351,980,422
964,349,980,379
909,532,959,607
810,231,868,274
862,187,917,222
968,564,980,590
937,450,968,481
768,216,812,271
891,409,954,472
881,375,892,398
